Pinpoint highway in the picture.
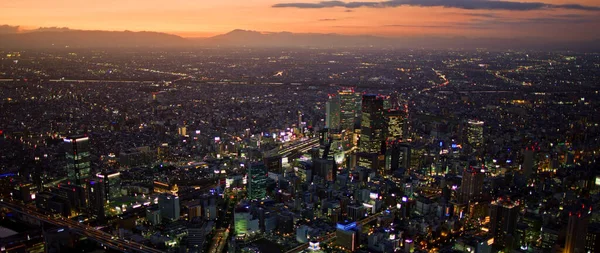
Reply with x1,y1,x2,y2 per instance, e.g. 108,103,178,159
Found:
284,207,397,253
0,200,165,253
208,227,230,253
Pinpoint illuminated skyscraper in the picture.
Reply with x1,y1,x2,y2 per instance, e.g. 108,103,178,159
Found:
338,88,356,131
64,135,91,185
467,120,484,152
385,109,407,141
326,95,341,131
490,198,519,249
96,171,121,204
247,162,267,200
359,95,386,154
565,204,591,253
458,167,484,204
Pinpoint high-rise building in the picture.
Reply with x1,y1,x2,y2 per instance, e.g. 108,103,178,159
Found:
158,193,180,221
326,95,341,131
359,95,386,154
96,171,121,204
87,180,105,222
458,167,485,204
522,148,535,179
338,88,357,131
234,206,259,237
313,158,336,182
384,109,407,141
336,221,359,251
467,120,484,152
64,135,91,185
490,198,519,249
384,142,411,175
247,162,267,200
263,155,283,175
565,204,592,253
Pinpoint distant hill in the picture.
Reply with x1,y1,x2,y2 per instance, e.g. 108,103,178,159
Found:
197,29,600,51
0,28,598,51
197,29,395,48
0,30,191,48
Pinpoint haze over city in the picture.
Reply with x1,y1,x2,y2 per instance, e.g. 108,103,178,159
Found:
1,0,600,43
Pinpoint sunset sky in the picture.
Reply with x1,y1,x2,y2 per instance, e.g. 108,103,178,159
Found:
1,0,599,40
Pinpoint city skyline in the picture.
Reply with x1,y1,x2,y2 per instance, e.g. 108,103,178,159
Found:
1,0,600,41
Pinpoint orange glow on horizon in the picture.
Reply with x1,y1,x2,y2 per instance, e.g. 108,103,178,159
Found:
0,0,598,40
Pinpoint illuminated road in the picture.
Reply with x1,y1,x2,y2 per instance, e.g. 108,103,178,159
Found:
0,200,165,253
284,207,397,253
209,227,230,253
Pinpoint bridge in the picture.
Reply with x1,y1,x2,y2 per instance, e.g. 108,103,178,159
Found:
0,199,165,253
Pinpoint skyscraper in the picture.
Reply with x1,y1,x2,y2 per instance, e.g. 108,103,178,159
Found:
336,221,359,251
326,95,341,131
247,162,267,200
359,94,386,154
565,203,592,253
96,171,121,204
87,180,105,222
384,109,407,141
522,148,535,179
338,88,356,131
384,142,411,175
64,135,91,185
458,167,485,204
263,155,283,175
490,198,519,249
158,193,180,221
467,120,484,152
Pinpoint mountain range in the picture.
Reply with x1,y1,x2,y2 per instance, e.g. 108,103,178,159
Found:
0,27,598,51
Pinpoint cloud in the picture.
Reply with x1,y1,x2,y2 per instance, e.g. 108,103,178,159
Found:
273,0,600,11
0,25,20,34
384,24,459,28
319,18,339,21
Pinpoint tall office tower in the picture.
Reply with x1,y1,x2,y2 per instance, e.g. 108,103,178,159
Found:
263,155,283,175
466,120,484,152
313,158,336,182
336,221,359,251
96,171,121,204
522,148,535,179
359,95,386,154
247,162,267,201
158,193,180,221
565,204,592,253
64,135,91,185
384,142,411,175
354,92,363,127
385,109,407,141
87,180,105,222
458,167,484,204
490,198,519,249
338,88,357,131
326,95,341,131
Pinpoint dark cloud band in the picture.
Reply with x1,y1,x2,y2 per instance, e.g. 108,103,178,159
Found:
272,0,600,11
